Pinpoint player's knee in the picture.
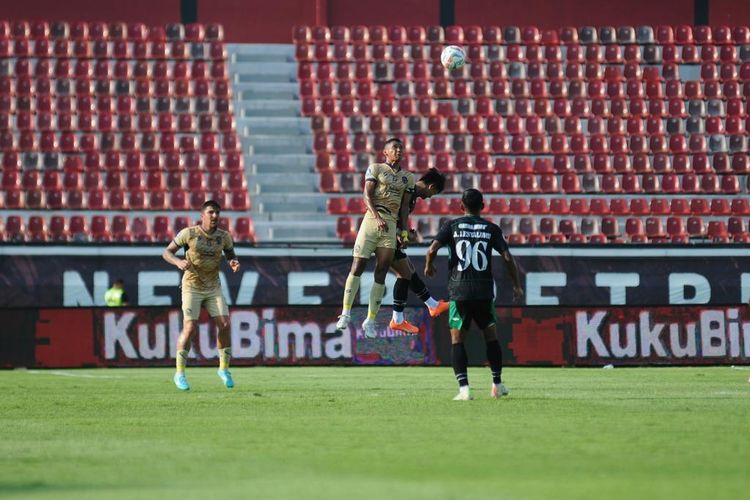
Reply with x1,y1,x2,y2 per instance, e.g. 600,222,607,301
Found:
350,259,366,276
215,316,230,331
373,268,388,282
183,320,198,337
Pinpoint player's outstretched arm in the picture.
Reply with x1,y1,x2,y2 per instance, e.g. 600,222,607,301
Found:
424,240,443,277
163,241,190,271
502,250,524,302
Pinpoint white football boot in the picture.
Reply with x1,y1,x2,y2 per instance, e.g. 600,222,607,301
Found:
491,383,509,399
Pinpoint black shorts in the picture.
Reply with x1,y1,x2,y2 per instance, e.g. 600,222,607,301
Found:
394,247,407,260
448,300,497,331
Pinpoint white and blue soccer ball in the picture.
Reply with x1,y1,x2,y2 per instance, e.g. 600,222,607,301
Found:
440,45,466,71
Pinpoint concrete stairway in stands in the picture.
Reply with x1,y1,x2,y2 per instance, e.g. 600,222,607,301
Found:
228,44,338,243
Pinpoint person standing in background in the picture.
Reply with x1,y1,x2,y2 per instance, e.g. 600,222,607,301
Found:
104,279,129,307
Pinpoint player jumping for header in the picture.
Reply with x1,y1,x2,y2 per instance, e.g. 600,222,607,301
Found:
425,189,523,400
336,138,415,339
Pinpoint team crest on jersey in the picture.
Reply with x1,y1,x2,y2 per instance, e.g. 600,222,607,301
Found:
402,176,408,184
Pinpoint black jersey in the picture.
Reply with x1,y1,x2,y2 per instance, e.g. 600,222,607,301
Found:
407,190,418,215
434,215,510,301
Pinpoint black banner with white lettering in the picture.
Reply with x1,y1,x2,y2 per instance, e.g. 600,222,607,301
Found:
1,249,749,307
1,305,748,368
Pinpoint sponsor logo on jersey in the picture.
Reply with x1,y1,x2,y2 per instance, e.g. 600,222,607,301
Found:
458,223,488,230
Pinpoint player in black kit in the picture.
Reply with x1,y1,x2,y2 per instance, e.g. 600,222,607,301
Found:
390,168,450,333
425,189,523,400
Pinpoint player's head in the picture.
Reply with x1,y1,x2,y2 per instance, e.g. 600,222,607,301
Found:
201,200,221,228
461,188,484,215
113,279,124,288
383,137,403,164
417,168,446,199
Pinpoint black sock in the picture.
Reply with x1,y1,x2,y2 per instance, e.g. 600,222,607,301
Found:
409,273,432,303
486,340,502,384
393,278,409,313
452,342,469,387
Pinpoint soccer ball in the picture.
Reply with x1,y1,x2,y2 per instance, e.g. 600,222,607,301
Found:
440,45,466,71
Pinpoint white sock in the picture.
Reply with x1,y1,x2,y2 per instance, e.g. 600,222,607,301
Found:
392,310,404,323
425,297,438,308
341,307,351,317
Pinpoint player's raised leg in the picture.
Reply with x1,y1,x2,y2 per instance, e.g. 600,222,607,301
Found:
410,272,449,318
391,255,447,328
362,246,394,338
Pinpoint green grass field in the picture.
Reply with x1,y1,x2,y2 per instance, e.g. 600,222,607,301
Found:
1,367,748,500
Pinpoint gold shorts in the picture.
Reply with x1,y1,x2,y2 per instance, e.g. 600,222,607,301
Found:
181,286,229,320
353,217,397,258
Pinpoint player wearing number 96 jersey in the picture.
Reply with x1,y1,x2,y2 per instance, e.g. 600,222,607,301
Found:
425,188,523,401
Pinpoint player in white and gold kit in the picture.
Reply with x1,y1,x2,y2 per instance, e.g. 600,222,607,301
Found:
336,138,415,338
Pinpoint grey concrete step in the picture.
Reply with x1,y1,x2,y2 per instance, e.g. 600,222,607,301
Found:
230,61,296,72
236,73,296,83
241,100,300,117
234,82,299,100
262,211,329,221
244,135,305,147
244,142,306,155
231,62,297,82
247,153,314,168
257,220,336,241
228,44,294,63
250,192,329,207
237,117,310,135
257,199,326,213
250,162,314,175
249,173,319,194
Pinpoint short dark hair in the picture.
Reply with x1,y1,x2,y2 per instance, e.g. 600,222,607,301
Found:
202,200,221,212
383,137,403,148
114,279,124,286
419,168,446,194
461,189,484,214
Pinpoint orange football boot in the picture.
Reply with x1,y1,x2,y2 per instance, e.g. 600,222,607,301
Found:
388,319,420,333
428,300,450,318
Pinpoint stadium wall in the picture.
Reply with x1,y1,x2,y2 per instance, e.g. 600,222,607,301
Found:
453,0,694,27
1,305,748,368
0,0,180,25
4,0,750,42
1,248,749,308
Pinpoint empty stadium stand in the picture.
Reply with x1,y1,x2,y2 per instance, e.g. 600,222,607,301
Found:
0,20,255,243
296,24,750,244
